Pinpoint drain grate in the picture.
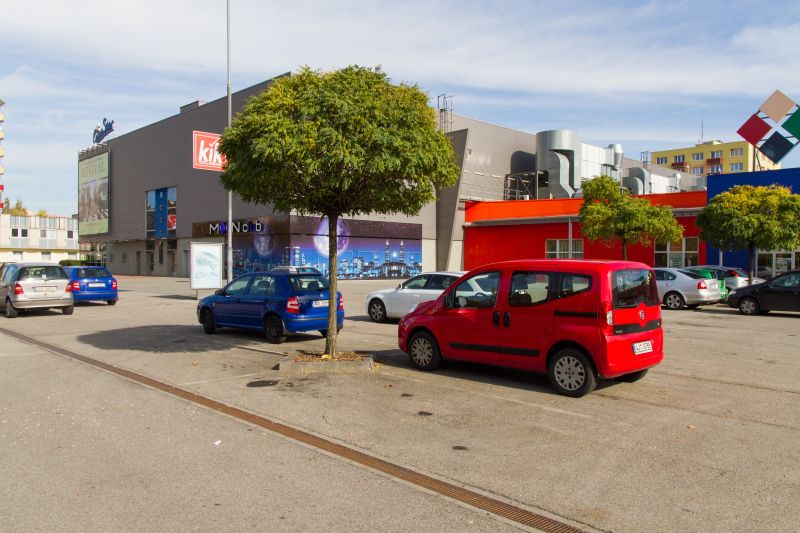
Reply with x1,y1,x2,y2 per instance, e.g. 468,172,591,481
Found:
0,327,586,533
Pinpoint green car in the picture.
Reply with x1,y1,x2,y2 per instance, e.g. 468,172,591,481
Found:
685,267,729,301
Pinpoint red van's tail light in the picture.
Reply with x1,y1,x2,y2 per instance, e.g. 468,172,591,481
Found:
111,279,118,290
601,302,614,332
286,296,300,314
697,280,708,290
71,281,81,292
14,283,24,295
338,293,344,311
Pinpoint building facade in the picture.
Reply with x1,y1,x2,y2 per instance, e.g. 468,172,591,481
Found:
651,140,779,177
0,213,80,264
78,75,701,278
463,191,707,270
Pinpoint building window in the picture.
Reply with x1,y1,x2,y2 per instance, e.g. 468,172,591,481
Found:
691,167,704,175
730,148,744,157
710,164,722,174
545,239,584,259
12,251,23,260
655,237,699,267
41,252,51,262
21,229,28,238
730,162,744,172
11,228,18,237
146,190,156,239
122,252,128,263
40,229,47,238
68,253,77,260
692,152,703,161
67,230,75,239
710,150,722,159
109,253,115,263
656,156,667,165
673,155,685,163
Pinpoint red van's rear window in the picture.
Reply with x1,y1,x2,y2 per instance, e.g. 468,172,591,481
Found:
612,269,659,309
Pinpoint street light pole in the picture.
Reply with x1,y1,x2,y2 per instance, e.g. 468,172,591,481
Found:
226,0,233,282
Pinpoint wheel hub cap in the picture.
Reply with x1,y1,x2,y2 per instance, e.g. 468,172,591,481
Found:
410,339,432,366
554,356,585,391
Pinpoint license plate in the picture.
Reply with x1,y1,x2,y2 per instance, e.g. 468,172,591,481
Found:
633,340,653,355
312,299,329,308
35,286,57,292
88,282,105,288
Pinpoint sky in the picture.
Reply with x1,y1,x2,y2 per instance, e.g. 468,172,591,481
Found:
2,0,800,216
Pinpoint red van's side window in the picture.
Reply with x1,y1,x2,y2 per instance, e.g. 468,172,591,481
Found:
558,273,592,298
508,272,551,307
613,269,659,308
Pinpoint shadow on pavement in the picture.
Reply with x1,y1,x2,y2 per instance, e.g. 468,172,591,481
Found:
371,348,617,395
77,325,245,354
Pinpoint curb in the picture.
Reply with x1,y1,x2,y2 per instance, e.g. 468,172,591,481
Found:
278,356,374,373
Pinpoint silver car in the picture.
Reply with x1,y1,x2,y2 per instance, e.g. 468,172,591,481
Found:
0,263,74,318
653,267,721,310
694,265,765,291
365,271,465,322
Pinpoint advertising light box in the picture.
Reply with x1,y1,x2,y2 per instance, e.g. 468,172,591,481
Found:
190,242,224,290
78,152,110,235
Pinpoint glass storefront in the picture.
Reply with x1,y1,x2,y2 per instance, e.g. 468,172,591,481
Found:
655,237,699,267
757,250,800,279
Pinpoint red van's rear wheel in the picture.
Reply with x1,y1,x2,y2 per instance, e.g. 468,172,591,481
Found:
548,349,596,397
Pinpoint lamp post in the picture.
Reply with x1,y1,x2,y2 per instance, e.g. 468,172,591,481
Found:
226,0,233,282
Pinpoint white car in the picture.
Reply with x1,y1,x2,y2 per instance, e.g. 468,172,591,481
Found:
365,271,465,322
694,265,765,291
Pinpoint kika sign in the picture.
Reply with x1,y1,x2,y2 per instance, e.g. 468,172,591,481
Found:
192,131,227,171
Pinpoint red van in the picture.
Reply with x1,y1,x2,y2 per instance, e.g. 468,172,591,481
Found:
398,260,663,397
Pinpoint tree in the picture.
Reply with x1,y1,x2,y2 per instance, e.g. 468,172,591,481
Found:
7,198,27,216
696,185,800,283
579,175,684,260
1,196,9,214
36,209,48,217
219,66,460,356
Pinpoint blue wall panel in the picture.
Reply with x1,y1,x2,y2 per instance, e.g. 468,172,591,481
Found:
705,168,800,267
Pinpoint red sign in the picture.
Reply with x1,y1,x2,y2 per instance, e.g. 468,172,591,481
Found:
192,131,226,171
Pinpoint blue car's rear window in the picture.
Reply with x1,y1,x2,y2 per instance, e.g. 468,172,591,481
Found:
74,268,111,279
287,275,329,292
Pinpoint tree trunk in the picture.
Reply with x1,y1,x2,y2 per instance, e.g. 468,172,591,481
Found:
622,238,628,261
325,215,339,356
748,242,755,286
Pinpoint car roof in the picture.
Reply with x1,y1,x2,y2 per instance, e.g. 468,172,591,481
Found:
476,259,650,272
12,262,63,267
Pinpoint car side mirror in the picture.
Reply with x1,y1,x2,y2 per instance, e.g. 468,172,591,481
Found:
397,283,403,289
214,289,224,296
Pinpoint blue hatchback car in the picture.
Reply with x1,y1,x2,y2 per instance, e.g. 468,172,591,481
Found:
64,266,118,305
197,271,344,343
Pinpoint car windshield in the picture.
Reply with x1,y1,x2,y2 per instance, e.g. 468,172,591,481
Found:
612,269,658,309
287,275,329,292
75,268,111,279
18,266,68,280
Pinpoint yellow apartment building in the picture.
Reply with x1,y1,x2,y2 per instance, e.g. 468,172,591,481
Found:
651,140,779,177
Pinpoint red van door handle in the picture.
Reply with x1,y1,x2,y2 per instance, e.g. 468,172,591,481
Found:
493,311,500,327
503,312,510,327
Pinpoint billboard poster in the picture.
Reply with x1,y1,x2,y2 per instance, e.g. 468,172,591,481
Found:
192,131,226,171
190,242,224,290
78,152,109,235
191,215,423,279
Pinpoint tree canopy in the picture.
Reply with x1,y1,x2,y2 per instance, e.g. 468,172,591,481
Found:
696,185,800,281
219,65,460,355
579,175,684,260
2,197,27,216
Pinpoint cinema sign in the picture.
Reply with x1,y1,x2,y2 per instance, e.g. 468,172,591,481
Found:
192,131,226,171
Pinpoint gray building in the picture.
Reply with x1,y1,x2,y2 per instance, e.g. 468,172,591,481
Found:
78,75,692,278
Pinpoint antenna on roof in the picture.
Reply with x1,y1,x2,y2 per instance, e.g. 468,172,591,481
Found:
437,94,453,133
698,120,704,144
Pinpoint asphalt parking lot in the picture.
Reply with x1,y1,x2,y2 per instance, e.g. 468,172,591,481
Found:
1,275,799,532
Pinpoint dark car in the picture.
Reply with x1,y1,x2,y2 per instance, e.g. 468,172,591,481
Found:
727,269,800,315
64,266,118,305
197,271,344,343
